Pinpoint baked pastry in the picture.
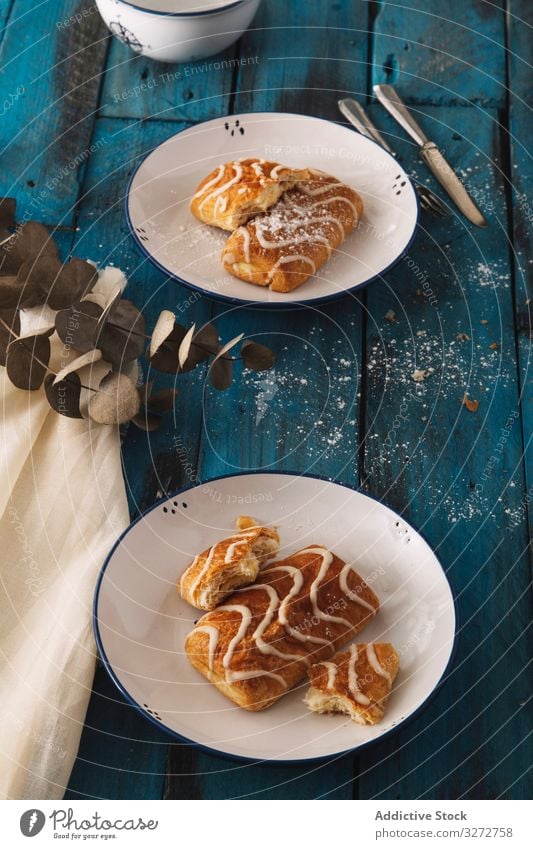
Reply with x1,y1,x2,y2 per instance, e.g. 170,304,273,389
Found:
178,520,279,611
221,171,364,293
185,545,379,711
190,159,311,231
304,643,399,725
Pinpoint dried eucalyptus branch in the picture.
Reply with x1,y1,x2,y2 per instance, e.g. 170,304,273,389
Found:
0,197,276,430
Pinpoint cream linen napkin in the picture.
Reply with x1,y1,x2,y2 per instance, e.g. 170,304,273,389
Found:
0,274,131,799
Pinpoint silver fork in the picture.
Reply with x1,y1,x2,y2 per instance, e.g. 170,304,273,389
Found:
338,98,449,219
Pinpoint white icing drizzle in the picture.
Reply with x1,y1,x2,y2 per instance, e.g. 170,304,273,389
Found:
348,644,371,705
298,179,341,197
226,668,287,686
218,604,252,672
310,193,359,220
245,583,310,666
224,530,258,563
339,563,376,612
267,564,330,646
193,164,224,199
270,163,287,179
254,215,335,251
267,255,316,281
366,644,392,684
237,226,251,263
320,661,337,690
216,601,288,688
197,162,243,211
303,546,354,628
186,531,257,598
214,194,228,216
194,625,219,672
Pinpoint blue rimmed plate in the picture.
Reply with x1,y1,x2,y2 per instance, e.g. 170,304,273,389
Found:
94,472,456,763
126,113,418,307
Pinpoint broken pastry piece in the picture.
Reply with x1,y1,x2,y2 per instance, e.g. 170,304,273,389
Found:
190,158,311,231
178,519,279,611
221,171,364,293
304,643,399,725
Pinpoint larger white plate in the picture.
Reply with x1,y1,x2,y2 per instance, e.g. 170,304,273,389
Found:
126,113,418,306
94,472,456,762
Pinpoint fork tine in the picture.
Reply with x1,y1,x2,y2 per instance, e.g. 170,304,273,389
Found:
416,186,449,218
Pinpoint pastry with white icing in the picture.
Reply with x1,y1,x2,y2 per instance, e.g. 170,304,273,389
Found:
178,517,279,611
221,170,364,293
304,643,399,725
190,159,311,231
184,545,379,711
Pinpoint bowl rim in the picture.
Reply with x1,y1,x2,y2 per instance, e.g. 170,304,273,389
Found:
93,469,459,765
108,0,251,18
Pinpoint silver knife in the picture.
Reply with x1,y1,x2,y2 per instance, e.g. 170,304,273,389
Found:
373,84,488,228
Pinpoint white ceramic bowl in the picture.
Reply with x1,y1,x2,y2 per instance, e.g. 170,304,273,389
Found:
94,472,456,762
95,0,261,63
127,112,418,306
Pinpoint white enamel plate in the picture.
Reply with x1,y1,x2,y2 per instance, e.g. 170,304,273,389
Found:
126,113,418,306
94,472,456,762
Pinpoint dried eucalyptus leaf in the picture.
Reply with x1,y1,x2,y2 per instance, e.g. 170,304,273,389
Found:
0,308,20,367
44,372,83,419
88,372,141,425
193,322,219,353
15,255,62,307
46,258,98,311
149,322,188,373
96,286,122,330
55,301,102,353
209,357,233,391
147,387,178,413
0,222,58,276
6,332,51,390
97,299,145,365
53,348,102,385
150,310,175,358
178,322,219,372
211,333,244,366
241,341,276,371
131,412,161,432
0,276,23,309
178,324,196,369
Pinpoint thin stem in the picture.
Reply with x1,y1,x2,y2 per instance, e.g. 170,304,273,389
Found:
79,309,243,363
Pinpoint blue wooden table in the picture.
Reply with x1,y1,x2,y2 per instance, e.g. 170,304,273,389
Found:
1,0,531,800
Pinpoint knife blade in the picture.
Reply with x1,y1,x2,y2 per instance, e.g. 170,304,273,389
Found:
373,84,488,228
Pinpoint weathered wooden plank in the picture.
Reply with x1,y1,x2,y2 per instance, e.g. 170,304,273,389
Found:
372,0,507,106
197,303,362,485
165,747,355,800
357,104,532,799
72,117,214,515
66,117,213,798
507,0,533,543
0,1,109,224
165,0,372,800
0,0,14,46
165,299,366,799
232,0,370,118
65,663,168,800
100,38,239,122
